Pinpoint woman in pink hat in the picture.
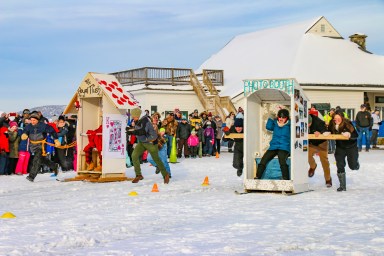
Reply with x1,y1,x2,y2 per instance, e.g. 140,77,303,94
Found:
7,121,20,175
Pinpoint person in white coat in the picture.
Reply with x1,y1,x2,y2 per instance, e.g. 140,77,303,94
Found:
370,109,382,148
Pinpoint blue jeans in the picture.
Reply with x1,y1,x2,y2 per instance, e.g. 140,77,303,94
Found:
357,127,371,150
204,137,213,155
148,144,171,175
167,135,174,157
328,140,336,153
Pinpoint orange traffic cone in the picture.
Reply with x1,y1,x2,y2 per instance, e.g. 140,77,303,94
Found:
202,176,209,186
215,152,219,158
151,183,159,192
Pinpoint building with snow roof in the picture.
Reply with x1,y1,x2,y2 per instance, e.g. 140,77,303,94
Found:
111,16,384,120
198,16,384,119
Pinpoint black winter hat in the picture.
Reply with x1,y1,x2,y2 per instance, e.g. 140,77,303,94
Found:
29,111,40,120
277,109,290,119
234,118,243,127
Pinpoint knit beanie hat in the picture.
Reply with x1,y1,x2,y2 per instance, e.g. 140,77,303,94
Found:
308,108,318,117
130,108,142,118
159,128,165,133
234,118,244,127
191,129,196,134
9,121,18,128
29,112,40,120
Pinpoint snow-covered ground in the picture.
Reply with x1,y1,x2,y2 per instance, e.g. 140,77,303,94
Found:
1,149,383,255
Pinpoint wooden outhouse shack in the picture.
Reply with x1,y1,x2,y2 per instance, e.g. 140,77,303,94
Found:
243,78,310,194
64,72,139,182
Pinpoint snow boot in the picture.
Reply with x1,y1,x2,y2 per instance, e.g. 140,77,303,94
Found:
308,164,317,177
155,167,160,174
87,162,95,171
237,169,243,177
26,176,34,182
325,177,332,188
53,163,60,176
164,174,170,184
337,173,346,192
94,165,102,172
132,175,144,183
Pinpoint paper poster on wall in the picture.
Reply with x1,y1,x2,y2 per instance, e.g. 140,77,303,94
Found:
296,126,300,138
103,114,126,158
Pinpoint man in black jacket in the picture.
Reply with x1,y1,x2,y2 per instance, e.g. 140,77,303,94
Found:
308,114,332,187
223,117,244,177
127,108,169,184
176,118,191,158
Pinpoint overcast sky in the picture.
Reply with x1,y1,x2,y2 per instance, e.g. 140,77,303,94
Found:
1,0,383,113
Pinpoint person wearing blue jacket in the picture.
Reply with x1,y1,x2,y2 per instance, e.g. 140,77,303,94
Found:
255,109,291,180
21,112,60,182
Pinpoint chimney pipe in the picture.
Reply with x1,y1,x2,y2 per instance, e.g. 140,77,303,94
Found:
349,33,367,50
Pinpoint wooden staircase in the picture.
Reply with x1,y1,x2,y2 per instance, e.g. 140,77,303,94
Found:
110,67,236,119
190,69,237,119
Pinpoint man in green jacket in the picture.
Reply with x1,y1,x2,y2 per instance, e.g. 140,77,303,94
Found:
127,108,170,184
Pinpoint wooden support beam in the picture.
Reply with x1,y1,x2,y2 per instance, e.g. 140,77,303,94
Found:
224,133,244,139
308,134,348,140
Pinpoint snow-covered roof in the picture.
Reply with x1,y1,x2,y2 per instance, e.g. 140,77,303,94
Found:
198,17,384,98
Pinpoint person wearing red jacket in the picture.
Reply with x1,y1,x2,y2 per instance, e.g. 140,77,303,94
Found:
0,126,10,175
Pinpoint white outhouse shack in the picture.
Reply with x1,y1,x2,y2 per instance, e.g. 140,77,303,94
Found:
243,78,310,194
64,72,139,182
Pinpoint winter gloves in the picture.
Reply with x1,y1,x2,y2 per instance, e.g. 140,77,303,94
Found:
21,133,28,140
269,113,277,120
341,132,351,138
54,139,61,147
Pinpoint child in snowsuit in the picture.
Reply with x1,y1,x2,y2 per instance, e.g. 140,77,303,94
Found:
7,121,20,175
194,123,204,158
203,122,215,156
187,129,199,158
